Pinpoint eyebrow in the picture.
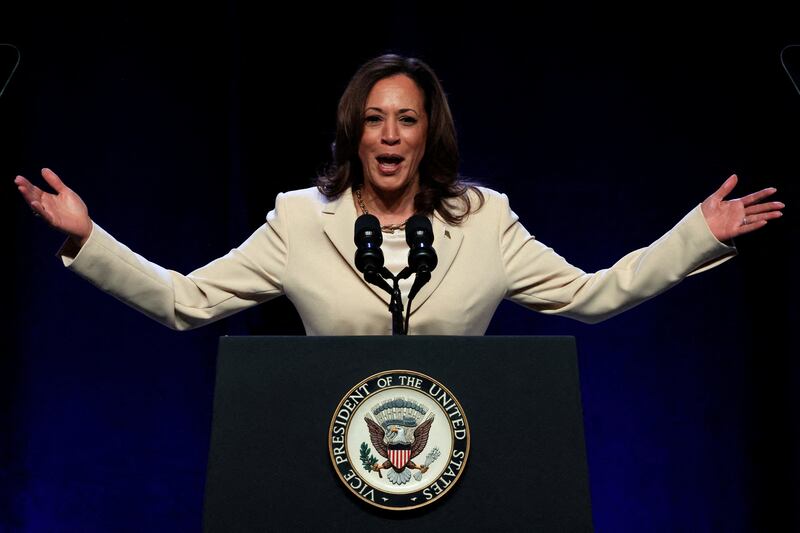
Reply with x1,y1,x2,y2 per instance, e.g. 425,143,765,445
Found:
365,107,420,116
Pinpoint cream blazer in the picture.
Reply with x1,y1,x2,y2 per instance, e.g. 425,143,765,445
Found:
60,186,737,335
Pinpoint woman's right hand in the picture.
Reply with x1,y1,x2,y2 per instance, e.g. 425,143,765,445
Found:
15,168,93,246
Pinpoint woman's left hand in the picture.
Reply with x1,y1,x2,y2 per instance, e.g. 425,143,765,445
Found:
701,174,784,242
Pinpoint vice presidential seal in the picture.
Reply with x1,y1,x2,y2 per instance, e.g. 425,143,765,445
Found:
328,370,470,510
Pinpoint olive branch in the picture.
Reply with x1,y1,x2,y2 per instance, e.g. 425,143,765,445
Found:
360,442,379,472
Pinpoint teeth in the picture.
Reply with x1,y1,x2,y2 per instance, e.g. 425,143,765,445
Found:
378,159,401,174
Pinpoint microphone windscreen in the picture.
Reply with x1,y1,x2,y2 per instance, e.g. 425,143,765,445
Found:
354,214,382,246
405,215,433,246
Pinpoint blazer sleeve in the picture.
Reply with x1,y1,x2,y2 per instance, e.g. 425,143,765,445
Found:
58,193,290,330
500,194,738,323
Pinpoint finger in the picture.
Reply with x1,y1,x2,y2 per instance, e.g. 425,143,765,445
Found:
14,174,34,191
15,175,43,205
41,167,67,193
745,201,785,215
744,211,783,225
29,200,49,222
711,174,738,200
740,187,777,207
737,219,768,235
32,198,60,227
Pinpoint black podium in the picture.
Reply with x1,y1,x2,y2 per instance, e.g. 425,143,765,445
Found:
203,336,593,531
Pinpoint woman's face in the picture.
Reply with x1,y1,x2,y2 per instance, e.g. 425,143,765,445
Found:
358,74,428,197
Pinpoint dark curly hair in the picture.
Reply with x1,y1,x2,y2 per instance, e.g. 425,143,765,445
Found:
315,54,483,225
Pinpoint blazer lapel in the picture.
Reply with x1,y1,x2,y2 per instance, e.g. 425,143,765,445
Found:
408,214,463,314
322,188,391,305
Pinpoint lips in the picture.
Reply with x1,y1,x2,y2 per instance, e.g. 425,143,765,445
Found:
376,154,405,175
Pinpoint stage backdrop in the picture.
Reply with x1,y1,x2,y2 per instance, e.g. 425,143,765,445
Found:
2,3,797,532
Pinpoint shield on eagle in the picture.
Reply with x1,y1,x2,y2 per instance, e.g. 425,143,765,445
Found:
388,446,412,469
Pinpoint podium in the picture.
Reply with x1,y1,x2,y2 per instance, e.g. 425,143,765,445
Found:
203,336,593,531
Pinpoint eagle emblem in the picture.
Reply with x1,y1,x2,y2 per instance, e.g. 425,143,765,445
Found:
362,398,437,485
329,370,469,510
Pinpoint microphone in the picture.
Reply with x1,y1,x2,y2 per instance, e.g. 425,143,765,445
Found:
404,216,437,334
354,213,401,332
354,214,385,274
405,215,438,275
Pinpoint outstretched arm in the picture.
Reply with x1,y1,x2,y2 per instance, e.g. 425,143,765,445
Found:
701,174,784,242
502,174,784,324
14,167,288,330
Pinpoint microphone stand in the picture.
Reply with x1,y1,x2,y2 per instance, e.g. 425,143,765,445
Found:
389,277,405,336
364,267,410,335
363,266,433,335
403,268,431,335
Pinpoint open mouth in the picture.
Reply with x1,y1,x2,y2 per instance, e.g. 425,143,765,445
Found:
376,154,405,174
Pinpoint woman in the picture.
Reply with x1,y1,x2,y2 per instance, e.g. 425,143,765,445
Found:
14,55,784,335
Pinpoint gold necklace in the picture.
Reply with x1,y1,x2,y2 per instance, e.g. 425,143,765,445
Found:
355,187,408,233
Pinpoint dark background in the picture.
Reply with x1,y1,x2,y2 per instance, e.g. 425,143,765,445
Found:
2,2,798,531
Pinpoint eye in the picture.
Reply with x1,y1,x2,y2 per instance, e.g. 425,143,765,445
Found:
364,115,382,124
400,116,418,125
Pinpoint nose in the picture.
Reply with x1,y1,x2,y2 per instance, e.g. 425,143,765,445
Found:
381,120,400,146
